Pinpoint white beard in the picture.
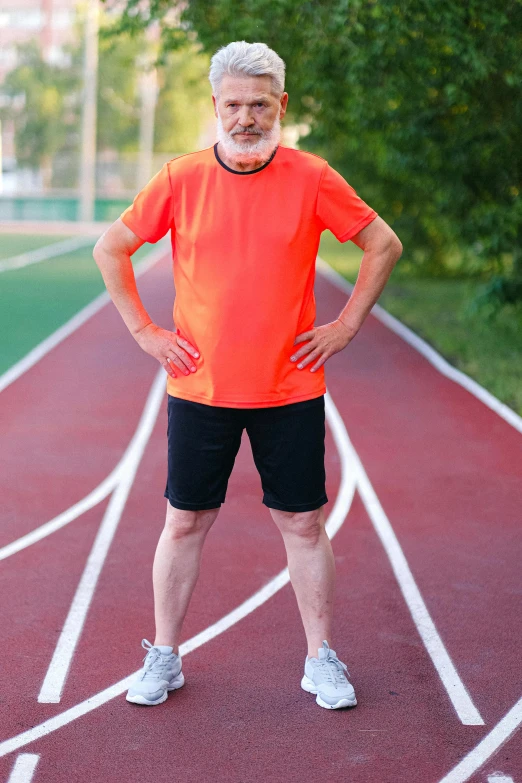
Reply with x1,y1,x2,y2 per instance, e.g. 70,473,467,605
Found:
215,111,281,166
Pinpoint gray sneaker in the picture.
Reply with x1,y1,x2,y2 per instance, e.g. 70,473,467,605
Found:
301,640,357,709
126,639,185,706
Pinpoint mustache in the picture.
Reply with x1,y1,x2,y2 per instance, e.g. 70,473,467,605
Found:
231,129,262,136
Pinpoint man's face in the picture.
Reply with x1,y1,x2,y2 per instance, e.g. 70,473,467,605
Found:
213,74,287,138
212,74,288,164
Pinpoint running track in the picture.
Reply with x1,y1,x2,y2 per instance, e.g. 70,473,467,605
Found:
0,245,520,783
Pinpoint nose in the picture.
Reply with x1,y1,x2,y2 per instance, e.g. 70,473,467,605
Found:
237,105,255,128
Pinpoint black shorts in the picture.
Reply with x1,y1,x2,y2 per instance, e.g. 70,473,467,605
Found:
164,394,328,513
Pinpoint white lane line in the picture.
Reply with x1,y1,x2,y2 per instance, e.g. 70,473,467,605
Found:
37,369,166,703
316,256,522,435
437,695,522,782
0,253,508,761
0,388,358,755
6,754,39,782
318,255,504,724
0,237,93,273
2,253,488,720
0,384,482,753
0,361,167,561
488,775,515,783
0,220,111,237
0,239,169,395
7,249,512,561
344,432,484,725
0,465,122,561
317,256,509,723
38,384,357,703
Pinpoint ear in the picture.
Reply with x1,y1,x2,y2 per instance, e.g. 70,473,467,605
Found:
279,92,289,119
212,94,218,118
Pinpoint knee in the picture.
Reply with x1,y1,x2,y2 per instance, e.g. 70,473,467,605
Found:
164,504,219,540
272,508,324,544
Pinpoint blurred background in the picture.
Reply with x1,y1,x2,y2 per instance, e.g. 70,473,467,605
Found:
0,0,521,413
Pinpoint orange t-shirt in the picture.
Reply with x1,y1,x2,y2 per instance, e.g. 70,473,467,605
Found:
120,143,378,408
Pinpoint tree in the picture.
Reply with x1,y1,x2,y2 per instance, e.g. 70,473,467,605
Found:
1,7,214,190
98,9,214,157
0,40,81,188
108,0,522,305
154,43,214,155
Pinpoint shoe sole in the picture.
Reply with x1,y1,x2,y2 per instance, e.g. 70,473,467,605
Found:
126,671,185,706
301,674,357,709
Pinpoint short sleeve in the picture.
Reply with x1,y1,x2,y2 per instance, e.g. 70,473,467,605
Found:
316,163,378,242
119,162,174,243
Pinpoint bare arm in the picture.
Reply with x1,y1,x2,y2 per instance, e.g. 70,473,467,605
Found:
92,219,199,378
337,215,403,338
291,215,403,372
92,218,152,337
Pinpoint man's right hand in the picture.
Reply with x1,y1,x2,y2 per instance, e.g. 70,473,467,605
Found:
134,323,199,378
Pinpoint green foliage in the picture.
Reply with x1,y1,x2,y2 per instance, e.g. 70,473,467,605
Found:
96,13,213,155
154,45,214,154
0,40,81,180
96,19,143,152
320,231,522,415
112,0,522,304
1,5,213,184
98,4,214,154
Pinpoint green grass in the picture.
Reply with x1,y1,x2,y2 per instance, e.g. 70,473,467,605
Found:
0,234,73,260
0,236,155,375
319,231,522,417
3,230,521,419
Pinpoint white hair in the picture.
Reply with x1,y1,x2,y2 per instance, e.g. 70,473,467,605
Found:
209,41,286,98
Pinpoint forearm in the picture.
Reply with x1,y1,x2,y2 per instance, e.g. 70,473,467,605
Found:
337,240,402,336
93,247,153,339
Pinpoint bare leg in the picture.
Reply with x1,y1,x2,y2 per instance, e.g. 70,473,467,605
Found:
269,505,335,658
152,501,220,654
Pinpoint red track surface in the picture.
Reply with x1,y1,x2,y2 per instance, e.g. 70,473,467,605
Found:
1,252,521,782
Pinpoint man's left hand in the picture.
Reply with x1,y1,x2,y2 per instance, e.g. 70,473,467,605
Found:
290,319,356,372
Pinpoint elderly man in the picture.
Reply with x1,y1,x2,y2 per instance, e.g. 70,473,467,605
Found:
93,40,402,710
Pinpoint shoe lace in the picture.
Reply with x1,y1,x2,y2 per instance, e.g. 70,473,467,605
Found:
317,652,351,686
140,639,167,681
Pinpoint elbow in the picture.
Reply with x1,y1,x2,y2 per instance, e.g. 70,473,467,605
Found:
389,233,403,263
92,226,111,265
92,238,106,267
